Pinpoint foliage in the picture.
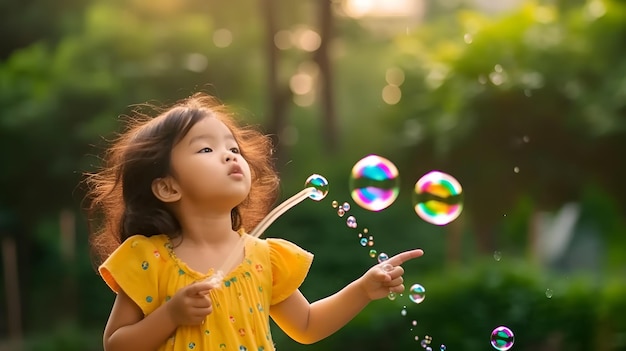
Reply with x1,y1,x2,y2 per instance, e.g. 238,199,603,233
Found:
273,260,626,351
383,0,626,252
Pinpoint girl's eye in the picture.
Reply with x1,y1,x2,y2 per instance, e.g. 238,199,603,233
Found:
230,147,240,154
198,147,213,153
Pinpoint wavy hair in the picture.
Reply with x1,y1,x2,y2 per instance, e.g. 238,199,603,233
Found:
84,93,279,266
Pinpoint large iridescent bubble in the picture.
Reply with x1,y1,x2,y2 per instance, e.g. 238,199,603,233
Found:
490,326,514,351
413,171,463,225
349,155,400,211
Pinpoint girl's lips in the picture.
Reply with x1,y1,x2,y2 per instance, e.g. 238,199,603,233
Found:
229,165,243,175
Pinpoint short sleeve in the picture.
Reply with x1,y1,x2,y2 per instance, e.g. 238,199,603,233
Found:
98,235,166,316
268,238,313,305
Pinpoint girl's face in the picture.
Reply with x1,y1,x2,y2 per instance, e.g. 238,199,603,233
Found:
168,117,252,209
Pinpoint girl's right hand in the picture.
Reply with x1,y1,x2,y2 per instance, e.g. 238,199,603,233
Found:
166,282,215,326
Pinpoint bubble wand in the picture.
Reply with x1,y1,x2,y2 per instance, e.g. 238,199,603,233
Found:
206,174,328,286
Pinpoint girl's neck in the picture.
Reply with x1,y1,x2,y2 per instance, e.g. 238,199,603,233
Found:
175,211,238,247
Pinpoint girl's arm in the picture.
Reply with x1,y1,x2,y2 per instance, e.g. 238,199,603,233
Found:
103,290,177,351
103,281,214,351
270,249,423,344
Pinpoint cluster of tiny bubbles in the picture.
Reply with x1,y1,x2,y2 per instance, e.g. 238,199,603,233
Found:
420,335,433,349
349,154,400,212
413,171,464,226
304,174,329,201
490,326,515,351
408,283,426,304
346,215,357,228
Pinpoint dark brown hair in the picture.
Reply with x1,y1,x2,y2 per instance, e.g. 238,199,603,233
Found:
84,93,279,265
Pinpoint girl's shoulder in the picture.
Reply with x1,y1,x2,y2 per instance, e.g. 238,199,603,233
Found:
123,234,170,250
102,234,171,267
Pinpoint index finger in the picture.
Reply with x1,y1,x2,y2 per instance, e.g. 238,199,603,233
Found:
385,249,424,266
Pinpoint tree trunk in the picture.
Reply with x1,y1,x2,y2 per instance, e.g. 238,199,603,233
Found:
315,0,338,153
260,0,291,168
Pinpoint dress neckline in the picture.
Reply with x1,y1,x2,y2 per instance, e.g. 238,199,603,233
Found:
163,232,251,281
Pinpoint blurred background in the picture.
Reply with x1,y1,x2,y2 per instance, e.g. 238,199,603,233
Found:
1,0,626,350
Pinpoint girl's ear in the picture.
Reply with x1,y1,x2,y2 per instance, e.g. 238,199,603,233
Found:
151,177,181,203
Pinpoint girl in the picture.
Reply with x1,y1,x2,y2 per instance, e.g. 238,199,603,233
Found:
85,93,423,351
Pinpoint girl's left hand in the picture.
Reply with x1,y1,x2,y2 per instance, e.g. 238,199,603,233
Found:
358,249,424,301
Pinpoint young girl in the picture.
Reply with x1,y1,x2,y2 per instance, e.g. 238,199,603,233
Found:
85,93,423,351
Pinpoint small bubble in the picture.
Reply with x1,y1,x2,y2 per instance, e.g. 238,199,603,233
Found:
360,238,368,246
523,135,530,143
337,208,345,217
464,33,473,44
414,336,419,341
304,174,328,201
494,251,502,262
421,340,428,348
363,228,369,234
377,252,389,263
331,200,338,208
368,235,373,240
342,202,351,212
346,215,357,228
412,320,417,326
367,240,374,246
426,347,432,351
440,345,447,351
545,288,553,298
369,249,377,258
513,166,520,173
408,284,426,304
388,292,397,301
358,233,362,238
401,309,407,316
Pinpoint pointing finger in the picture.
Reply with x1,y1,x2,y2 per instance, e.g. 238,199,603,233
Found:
386,249,424,266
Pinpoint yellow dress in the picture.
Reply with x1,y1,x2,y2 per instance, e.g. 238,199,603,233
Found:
99,232,313,351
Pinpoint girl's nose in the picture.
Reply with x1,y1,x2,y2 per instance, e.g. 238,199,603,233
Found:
224,152,237,162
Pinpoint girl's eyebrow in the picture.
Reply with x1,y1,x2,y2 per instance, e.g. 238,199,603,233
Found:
188,134,235,145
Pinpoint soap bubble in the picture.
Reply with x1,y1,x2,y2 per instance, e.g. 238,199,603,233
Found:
413,171,463,225
349,155,400,211
377,252,389,263
346,215,357,228
408,283,426,304
305,174,329,201
490,326,514,351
